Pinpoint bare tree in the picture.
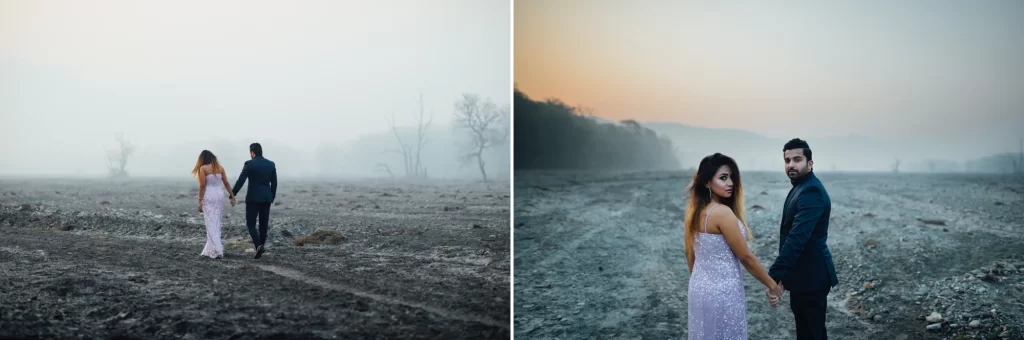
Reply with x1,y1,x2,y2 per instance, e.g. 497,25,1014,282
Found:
106,133,135,178
384,113,412,176
383,92,433,178
453,93,501,182
374,163,394,179
413,92,434,178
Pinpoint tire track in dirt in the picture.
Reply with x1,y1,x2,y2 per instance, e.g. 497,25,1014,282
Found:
611,184,689,338
252,264,508,330
519,179,695,338
526,184,621,270
514,182,639,338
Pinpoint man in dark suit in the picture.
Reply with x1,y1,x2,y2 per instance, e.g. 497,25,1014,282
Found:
768,138,839,340
232,142,277,259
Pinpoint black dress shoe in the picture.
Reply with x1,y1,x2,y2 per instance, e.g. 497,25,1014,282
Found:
254,245,265,259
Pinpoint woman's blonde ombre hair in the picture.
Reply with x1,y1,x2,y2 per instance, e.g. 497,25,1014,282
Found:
684,153,751,271
191,150,223,177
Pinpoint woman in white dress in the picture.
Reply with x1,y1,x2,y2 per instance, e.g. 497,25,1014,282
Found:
191,150,236,259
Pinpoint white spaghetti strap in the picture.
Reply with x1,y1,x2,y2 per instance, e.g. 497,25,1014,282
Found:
704,204,717,233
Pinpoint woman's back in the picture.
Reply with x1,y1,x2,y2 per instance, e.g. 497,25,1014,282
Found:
204,172,223,187
692,205,747,273
201,165,227,199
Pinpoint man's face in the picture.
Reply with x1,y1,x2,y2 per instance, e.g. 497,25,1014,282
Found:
784,148,813,179
250,151,255,159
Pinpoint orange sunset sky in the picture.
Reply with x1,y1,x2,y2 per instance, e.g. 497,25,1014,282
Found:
514,1,1024,146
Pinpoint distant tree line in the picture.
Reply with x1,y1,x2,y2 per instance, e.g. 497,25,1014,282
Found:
514,88,679,170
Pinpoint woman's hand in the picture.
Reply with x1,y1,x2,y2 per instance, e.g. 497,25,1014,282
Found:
766,282,783,308
198,200,204,213
230,196,236,207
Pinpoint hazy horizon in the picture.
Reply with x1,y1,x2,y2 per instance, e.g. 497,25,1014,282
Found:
1,0,510,177
515,1,1024,162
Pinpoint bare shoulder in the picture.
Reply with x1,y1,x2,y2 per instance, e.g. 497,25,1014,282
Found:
710,204,737,220
710,204,739,228
701,204,736,233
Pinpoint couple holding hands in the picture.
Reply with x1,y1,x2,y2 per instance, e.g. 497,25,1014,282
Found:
686,138,838,340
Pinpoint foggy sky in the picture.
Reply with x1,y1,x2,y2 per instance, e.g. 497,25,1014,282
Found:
0,0,510,177
515,1,1024,160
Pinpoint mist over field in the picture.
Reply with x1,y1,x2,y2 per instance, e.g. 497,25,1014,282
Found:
1,1,510,182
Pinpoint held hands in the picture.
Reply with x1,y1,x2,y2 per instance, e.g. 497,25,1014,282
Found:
198,200,204,213
766,282,784,308
765,288,778,308
230,196,236,207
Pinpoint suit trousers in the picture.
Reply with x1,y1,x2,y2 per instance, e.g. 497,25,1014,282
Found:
245,202,271,247
789,286,830,340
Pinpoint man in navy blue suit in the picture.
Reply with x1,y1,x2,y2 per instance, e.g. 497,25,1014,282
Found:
232,142,277,259
768,138,839,340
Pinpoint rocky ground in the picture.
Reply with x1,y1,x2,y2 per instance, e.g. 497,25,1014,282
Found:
513,170,1024,340
0,177,510,339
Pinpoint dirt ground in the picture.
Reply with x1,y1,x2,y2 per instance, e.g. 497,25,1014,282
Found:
513,170,1024,340
0,177,510,339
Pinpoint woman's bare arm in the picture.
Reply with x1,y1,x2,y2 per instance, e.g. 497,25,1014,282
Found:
198,166,208,202
687,252,695,273
714,207,777,291
219,166,234,199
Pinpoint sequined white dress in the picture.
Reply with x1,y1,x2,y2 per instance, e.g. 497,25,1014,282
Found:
687,204,748,339
200,173,226,259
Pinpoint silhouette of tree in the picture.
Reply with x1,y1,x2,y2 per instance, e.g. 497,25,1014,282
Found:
513,88,679,170
453,93,502,182
106,133,134,178
384,92,433,178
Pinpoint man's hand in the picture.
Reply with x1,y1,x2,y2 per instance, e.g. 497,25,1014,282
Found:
230,197,236,207
766,288,778,308
766,282,784,308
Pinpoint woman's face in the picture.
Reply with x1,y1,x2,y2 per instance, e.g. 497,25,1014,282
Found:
707,165,734,199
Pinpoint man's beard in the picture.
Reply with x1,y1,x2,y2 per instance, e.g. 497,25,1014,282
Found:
787,166,808,177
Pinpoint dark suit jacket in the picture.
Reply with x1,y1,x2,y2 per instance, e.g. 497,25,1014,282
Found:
232,156,277,204
768,171,839,293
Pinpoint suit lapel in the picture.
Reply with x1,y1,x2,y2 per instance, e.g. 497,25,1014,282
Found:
782,182,806,227
782,187,796,220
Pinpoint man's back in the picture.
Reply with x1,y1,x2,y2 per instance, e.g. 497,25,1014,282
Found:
232,156,277,203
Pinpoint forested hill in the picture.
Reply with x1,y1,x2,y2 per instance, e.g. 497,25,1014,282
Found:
513,89,679,170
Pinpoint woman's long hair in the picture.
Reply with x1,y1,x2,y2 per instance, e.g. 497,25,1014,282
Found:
684,153,751,271
191,150,223,177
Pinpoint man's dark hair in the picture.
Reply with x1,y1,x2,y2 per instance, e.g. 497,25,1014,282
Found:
783,138,812,161
250,143,263,157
